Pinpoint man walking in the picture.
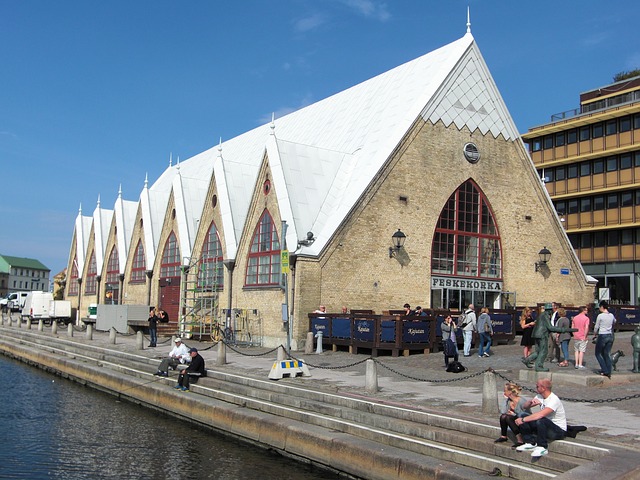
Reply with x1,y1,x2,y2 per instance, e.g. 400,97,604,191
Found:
514,378,567,457
461,303,476,357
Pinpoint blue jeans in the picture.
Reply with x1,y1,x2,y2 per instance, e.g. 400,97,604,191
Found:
478,332,492,356
519,416,566,448
149,326,157,346
560,340,570,363
595,333,614,375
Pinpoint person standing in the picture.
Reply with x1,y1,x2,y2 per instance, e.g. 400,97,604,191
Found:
477,307,493,358
593,300,616,378
441,315,459,368
555,308,571,367
148,307,158,348
461,304,476,357
175,348,206,392
572,306,590,369
519,307,536,359
522,305,576,372
515,378,568,457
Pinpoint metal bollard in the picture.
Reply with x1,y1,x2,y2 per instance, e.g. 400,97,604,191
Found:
86,323,93,340
277,345,286,362
68,322,73,337
136,330,144,350
482,369,499,415
51,320,57,335
315,331,323,354
38,319,44,331
216,340,227,366
365,359,379,393
109,327,117,344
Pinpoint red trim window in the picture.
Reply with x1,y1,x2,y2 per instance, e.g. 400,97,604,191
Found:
200,221,224,290
84,252,97,294
106,247,119,284
245,210,281,286
431,180,502,279
160,232,181,278
68,256,79,296
130,240,146,283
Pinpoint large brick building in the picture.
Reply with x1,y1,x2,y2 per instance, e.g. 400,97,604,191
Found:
522,75,640,306
65,28,594,348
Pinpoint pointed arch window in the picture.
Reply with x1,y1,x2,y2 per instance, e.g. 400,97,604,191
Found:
200,221,224,290
106,247,119,284
84,252,97,294
68,256,79,296
130,240,146,283
160,232,181,278
431,180,502,278
245,210,281,286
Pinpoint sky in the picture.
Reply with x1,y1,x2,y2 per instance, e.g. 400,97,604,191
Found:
1,0,639,278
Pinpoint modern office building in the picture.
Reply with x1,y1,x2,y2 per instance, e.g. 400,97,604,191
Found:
522,76,640,305
0,254,51,297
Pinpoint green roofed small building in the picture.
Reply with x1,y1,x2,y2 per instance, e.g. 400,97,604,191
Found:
0,254,51,297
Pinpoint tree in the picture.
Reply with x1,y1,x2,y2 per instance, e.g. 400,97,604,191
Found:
613,69,640,82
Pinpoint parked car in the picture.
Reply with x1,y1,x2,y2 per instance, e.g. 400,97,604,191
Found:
1,291,29,312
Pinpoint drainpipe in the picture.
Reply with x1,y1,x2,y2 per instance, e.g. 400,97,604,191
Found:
223,260,235,326
118,274,125,305
145,270,153,306
77,278,83,324
96,275,102,305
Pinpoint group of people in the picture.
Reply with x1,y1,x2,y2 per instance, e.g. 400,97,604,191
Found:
520,301,616,377
153,337,206,391
495,379,568,458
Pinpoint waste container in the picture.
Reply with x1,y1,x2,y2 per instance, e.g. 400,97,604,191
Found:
88,303,98,319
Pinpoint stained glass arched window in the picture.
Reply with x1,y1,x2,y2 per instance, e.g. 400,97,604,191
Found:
431,180,502,279
68,256,79,295
84,252,97,294
160,232,181,278
200,221,224,290
130,240,146,283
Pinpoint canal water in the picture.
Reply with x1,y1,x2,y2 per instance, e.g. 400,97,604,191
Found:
0,356,341,479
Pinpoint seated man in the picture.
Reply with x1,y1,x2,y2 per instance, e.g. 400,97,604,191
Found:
514,378,567,457
154,337,190,377
175,348,206,392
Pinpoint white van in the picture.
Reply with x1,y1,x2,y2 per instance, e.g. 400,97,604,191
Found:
1,291,29,312
49,300,72,324
21,292,54,320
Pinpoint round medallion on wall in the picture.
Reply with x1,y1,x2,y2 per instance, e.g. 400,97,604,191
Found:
463,142,480,164
263,179,271,195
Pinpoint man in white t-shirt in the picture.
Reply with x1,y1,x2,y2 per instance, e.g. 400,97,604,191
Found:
514,378,567,457
155,337,190,377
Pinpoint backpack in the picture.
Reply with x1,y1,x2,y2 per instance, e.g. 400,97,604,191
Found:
446,361,466,373
458,311,468,329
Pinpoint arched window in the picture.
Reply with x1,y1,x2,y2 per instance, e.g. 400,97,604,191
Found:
84,252,97,294
160,232,181,278
130,240,146,283
431,180,502,278
200,221,224,290
245,210,281,286
68,256,79,295
106,247,119,284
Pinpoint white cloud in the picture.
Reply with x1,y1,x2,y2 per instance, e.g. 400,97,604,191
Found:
341,0,390,21
293,12,327,33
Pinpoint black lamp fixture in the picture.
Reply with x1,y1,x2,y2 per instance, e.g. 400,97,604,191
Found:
535,246,551,272
389,229,406,258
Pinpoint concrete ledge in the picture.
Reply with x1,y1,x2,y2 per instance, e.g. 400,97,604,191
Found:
518,368,639,387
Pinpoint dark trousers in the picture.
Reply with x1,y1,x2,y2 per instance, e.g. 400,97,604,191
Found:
499,414,520,437
519,416,566,448
149,326,157,346
595,333,614,375
178,371,201,389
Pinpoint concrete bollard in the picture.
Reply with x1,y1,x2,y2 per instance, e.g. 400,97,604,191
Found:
51,320,58,335
365,359,379,394
277,345,286,362
17,316,22,328
482,370,499,415
136,330,144,350
304,332,314,354
38,320,44,331
216,340,227,366
109,327,117,344
315,331,323,354
68,322,73,337
86,323,93,340
26,318,32,330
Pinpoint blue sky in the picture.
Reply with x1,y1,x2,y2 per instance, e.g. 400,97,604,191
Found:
1,0,639,277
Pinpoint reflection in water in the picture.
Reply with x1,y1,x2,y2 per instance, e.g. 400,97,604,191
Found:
0,356,339,479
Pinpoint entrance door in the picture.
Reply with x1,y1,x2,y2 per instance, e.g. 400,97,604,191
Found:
159,278,181,321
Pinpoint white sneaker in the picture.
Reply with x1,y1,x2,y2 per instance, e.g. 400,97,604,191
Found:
516,443,536,452
531,446,548,457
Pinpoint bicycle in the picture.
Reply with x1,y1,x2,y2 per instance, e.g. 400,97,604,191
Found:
211,321,234,344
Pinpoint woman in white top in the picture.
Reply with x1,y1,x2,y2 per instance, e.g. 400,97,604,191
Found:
593,300,616,378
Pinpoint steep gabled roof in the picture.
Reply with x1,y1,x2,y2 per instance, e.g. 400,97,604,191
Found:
114,187,138,272
71,205,93,274
92,197,114,274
